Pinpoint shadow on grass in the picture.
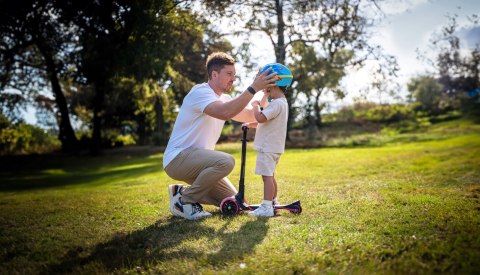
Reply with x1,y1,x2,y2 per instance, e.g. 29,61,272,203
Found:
0,151,163,192
45,216,268,274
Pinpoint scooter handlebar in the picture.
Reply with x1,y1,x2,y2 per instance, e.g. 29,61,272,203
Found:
242,125,249,132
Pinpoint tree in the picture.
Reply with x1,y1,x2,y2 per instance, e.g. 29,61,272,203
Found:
62,1,232,149
0,0,79,151
289,43,352,130
420,13,480,114
407,75,446,114
56,0,187,153
165,9,234,105
203,0,396,137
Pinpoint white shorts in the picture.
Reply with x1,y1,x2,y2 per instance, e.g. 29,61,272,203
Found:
255,152,281,176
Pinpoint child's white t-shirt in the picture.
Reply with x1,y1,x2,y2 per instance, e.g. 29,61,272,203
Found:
254,97,288,154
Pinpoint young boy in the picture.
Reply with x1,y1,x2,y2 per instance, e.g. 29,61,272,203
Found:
243,63,293,217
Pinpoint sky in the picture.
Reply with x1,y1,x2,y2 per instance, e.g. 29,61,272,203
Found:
23,0,480,124
348,0,480,104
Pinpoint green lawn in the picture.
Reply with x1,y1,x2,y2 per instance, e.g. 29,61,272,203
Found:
1,119,479,274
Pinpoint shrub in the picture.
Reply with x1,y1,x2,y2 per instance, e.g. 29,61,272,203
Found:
0,122,60,155
333,102,416,124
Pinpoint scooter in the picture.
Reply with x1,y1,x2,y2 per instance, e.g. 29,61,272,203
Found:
220,126,302,215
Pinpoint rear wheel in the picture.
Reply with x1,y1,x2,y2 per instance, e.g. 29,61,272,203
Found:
220,197,239,215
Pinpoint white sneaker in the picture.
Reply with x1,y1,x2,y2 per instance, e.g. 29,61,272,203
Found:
248,203,274,217
173,201,212,220
273,199,280,213
168,184,183,215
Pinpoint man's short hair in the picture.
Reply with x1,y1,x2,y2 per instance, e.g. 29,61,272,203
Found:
206,52,235,80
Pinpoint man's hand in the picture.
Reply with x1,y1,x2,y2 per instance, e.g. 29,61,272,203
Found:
250,67,277,92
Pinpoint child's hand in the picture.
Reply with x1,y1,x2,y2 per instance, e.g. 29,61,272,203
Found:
242,122,258,128
251,100,261,107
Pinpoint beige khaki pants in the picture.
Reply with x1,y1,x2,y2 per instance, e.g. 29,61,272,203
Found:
164,147,238,206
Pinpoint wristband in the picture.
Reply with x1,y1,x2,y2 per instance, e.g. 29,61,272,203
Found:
247,86,256,95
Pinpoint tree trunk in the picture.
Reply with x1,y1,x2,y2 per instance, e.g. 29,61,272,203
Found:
274,0,294,141
274,0,286,65
154,96,167,146
37,43,79,152
91,81,105,155
314,92,323,129
137,112,147,145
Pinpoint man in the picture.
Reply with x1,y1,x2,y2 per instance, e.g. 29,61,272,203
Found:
163,52,278,220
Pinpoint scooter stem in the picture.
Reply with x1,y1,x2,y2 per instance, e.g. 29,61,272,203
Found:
236,126,249,202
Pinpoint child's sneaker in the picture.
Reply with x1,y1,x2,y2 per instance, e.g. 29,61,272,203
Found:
273,198,280,207
273,199,280,213
173,200,212,220
168,184,183,215
248,203,274,217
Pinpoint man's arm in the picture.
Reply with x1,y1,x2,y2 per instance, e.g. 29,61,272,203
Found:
204,69,277,121
232,107,255,123
204,90,255,121
232,90,267,122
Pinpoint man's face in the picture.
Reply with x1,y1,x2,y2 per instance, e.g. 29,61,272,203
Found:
213,65,236,93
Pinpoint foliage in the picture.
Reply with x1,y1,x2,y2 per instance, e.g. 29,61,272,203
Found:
0,0,79,151
203,0,397,135
1,0,223,153
329,102,416,124
407,75,449,114
0,115,60,154
289,43,352,129
420,13,480,116
434,14,480,95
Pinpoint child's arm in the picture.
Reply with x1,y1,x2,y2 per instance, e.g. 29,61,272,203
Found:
260,90,269,107
252,100,268,123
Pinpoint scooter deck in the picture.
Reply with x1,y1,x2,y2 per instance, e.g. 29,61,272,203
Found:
239,199,302,213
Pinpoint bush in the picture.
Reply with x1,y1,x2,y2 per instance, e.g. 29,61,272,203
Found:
0,122,60,155
113,134,136,147
360,104,416,123
100,129,138,148
332,102,416,124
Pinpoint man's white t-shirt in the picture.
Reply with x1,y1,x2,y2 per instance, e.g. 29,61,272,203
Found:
163,83,232,168
254,97,288,154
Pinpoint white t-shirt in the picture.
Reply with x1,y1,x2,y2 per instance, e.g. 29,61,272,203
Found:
163,83,232,168
253,97,288,154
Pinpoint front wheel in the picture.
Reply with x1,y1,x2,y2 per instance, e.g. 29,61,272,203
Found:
289,205,302,214
220,197,240,215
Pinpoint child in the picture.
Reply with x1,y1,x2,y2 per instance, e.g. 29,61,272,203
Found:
243,63,293,217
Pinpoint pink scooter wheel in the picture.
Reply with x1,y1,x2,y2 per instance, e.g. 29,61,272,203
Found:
220,197,240,215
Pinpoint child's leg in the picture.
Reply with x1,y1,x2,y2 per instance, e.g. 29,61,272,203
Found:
272,175,278,201
262,175,275,201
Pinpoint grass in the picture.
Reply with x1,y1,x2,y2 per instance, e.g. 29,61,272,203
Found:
1,119,479,274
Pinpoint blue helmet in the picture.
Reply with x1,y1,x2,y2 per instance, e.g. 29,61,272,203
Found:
261,63,293,87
